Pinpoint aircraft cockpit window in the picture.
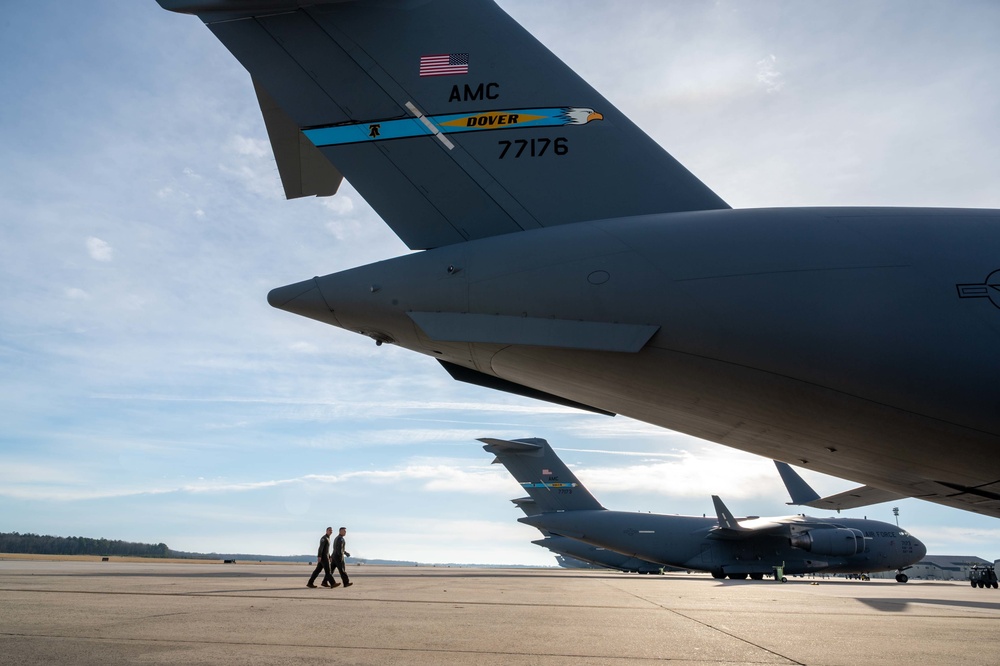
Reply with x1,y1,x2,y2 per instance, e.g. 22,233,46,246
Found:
898,530,909,536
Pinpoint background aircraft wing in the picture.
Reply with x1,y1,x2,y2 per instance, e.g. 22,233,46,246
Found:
774,461,906,511
799,486,908,511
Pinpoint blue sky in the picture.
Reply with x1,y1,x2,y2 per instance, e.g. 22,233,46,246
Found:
1,1,999,565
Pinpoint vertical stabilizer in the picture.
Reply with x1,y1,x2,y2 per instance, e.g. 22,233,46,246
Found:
480,437,603,512
157,0,729,250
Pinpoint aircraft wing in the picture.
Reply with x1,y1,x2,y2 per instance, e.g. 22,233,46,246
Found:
796,486,907,511
774,461,906,511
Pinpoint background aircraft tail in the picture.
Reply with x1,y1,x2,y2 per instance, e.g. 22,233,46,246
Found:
480,437,603,513
158,0,729,250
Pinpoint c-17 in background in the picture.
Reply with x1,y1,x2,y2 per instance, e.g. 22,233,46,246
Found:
157,1,1000,518
511,497,666,575
482,437,927,581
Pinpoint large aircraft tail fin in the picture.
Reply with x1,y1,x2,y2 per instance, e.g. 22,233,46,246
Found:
480,437,604,513
158,0,729,250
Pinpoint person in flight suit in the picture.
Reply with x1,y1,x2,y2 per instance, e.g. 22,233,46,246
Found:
331,527,353,587
306,527,333,588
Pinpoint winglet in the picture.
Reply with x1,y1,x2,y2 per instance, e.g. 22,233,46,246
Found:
774,460,907,510
774,461,822,505
712,495,744,530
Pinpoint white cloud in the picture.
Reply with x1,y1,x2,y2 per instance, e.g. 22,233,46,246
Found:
228,134,270,158
65,287,90,300
577,450,778,499
756,54,784,93
321,194,355,216
907,524,1000,554
85,236,113,262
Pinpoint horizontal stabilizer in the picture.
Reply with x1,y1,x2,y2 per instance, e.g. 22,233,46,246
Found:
481,437,543,456
775,461,906,510
521,522,585,540
411,312,659,353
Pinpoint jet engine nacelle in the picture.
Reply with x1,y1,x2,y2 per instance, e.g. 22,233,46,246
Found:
789,528,866,556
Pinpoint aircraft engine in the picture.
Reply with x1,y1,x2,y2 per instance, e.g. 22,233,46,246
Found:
789,528,865,556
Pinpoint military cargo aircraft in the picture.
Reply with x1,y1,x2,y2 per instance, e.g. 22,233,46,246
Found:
513,497,664,574
157,0,1000,518
482,437,926,581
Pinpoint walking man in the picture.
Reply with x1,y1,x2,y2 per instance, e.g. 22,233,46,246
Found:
306,527,333,588
331,527,353,587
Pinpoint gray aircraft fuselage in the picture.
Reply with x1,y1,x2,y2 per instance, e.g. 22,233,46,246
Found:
519,510,925,577
270,206,1000,517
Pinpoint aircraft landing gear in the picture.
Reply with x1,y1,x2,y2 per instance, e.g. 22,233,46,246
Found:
895,572,909,583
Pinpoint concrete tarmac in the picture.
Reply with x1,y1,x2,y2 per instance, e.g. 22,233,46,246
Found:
2,559,999,665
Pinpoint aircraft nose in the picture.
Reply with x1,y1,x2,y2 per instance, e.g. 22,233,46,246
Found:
267,278,340,326
914,538,927,561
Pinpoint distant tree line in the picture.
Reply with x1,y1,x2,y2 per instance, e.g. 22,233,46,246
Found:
0,532,169,558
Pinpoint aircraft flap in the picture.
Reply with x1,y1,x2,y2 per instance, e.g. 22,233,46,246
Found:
410,312,659,352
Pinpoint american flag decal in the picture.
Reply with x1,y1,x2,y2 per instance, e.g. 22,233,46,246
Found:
419,53,469,77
